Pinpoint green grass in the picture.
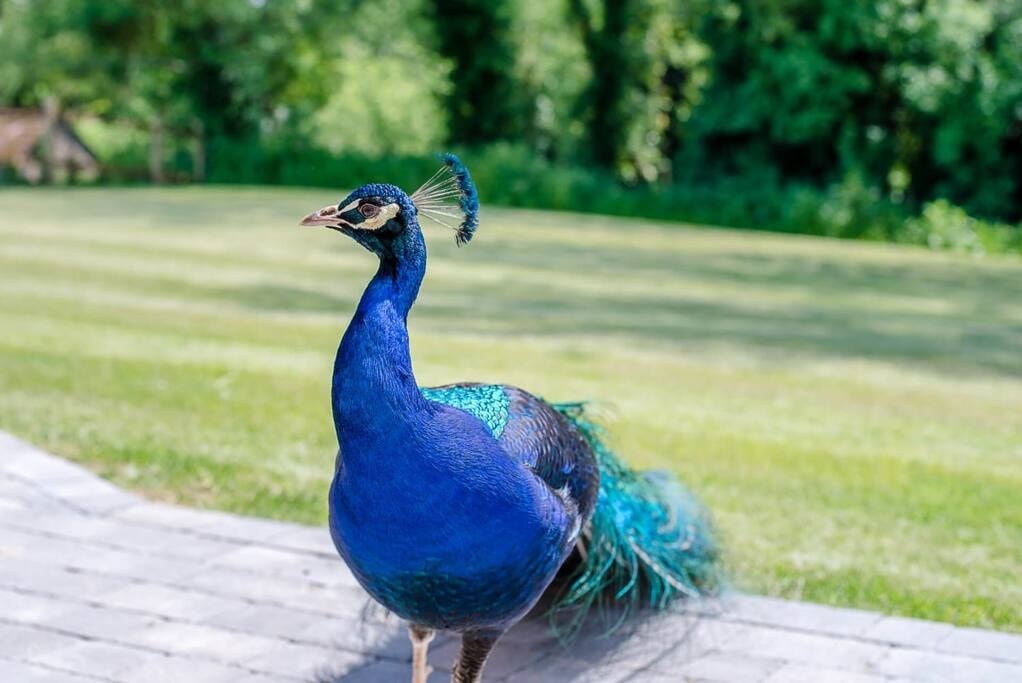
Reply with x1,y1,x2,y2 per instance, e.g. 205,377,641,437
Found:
1,186,1020,631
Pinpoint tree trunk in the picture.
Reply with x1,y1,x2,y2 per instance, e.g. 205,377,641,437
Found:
660,64,688,184
149,114,165,184
569,0,633,169
40,96,62,184
192,119,206,183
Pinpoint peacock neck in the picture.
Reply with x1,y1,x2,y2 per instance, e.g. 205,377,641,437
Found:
331,229,428,441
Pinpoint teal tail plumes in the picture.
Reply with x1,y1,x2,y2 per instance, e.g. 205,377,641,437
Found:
550,403,721,636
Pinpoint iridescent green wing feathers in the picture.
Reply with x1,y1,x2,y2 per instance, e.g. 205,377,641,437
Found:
421,384,510,438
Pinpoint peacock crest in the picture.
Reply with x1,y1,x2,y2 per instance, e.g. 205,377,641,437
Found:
410,153,480,246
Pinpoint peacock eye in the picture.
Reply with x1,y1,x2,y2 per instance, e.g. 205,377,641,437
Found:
359,203,380,219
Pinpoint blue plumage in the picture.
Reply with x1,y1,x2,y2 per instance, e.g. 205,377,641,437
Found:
303,158,719,682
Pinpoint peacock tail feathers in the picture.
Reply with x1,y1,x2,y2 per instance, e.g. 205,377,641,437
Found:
549,402,721,637
410,152,480,246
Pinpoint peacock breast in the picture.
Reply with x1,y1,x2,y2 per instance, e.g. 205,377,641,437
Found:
327,413,573,629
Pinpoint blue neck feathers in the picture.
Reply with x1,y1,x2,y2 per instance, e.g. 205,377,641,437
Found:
331,226,428,442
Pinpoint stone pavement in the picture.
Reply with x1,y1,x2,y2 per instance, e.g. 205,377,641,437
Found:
1,431,1020,683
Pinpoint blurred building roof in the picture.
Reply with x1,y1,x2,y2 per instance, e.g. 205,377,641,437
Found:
0,108,98,183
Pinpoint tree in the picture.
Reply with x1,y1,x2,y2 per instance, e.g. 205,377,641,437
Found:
427,0,523,145
681,0,1022,220
564,0,708,181
1,0,348,181
567,0,649,170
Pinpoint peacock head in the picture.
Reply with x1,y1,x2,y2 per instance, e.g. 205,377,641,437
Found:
299,153,479,260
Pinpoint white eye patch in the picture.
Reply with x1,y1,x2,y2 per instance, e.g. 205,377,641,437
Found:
359,202,400,231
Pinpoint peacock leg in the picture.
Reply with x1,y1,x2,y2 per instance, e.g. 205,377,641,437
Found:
409,624,435,683
451,629,501,683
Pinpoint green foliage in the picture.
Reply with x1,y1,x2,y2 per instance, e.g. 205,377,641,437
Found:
3,0,1021,247
427,0,523,144
75,118,149,179
188,139,1015,255
900,200,1022,255
0,0,121,110
567,0,644,168
0,0,351,158
314,50,448,157
684,0,1022,221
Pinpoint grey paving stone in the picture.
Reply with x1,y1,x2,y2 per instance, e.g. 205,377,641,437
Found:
117,654,263,683
726,595,883,638
41,475,140,515
764,662,895,682
330,659,423,683
649,620,763,672
113,500,238,531
1,508,119,539
0,558,129,600
0,657,97,682
293,610,414,662
2,445,85,484
245,639,367,679
1,526,199,583
83,517,242,562
0,586,73,623
197,512,308,545
38,603,164,641
507,657,620,683
861,615,956,649
326,659,456,683
27,639,154,678
0,497,32,514
206,602,339,646
429,618,553,680
2,508,240,562
512,613,714,683
213,543,313,571
97,582,246,621
230,674,285,683
5,430,1021,683
0,623,87,660
938,626,1022,663
674,651,785,682
115,501,302,544
265,525,337,557
874,647,1022,683
213,545,356,589
0,430,31,454
125,620,279,662
719,624,890,671
177,565,368,619
0,477,51,507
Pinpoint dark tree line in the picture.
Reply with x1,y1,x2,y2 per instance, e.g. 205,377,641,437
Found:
2,0,1020,221
433,0,1022,221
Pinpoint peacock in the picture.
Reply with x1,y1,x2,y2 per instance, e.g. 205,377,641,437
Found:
300,154,720,683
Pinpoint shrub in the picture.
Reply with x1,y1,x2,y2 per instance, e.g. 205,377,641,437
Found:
78,130,1022,256
899,200,1022,255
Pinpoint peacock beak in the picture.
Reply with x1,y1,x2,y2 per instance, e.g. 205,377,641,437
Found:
300,204,347,227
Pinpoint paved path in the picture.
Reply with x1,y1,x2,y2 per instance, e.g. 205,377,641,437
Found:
1,432,1019,682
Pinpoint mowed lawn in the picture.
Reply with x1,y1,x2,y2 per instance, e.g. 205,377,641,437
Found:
1,187,1020,631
